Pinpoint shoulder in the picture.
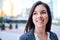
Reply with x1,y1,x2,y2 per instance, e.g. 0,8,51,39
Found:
50,31,58,37
20,33,28,40
49,31,58,40
0,38,2,40
19,29,34,40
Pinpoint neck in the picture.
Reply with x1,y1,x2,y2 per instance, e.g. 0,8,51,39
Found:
34,26,46,35
34,26,48,40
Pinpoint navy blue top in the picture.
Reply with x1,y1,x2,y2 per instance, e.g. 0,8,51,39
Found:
20,29,58,40
0,38,2,40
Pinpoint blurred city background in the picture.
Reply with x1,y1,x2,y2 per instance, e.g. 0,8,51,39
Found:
0,0,60,40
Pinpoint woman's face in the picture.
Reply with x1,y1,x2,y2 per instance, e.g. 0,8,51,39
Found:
32,4,48,28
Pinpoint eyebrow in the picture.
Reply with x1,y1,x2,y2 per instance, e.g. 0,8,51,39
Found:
41,10,46,12
33,10,46,12
33,11,37,12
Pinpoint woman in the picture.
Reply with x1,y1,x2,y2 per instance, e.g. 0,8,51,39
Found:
20,1,58,40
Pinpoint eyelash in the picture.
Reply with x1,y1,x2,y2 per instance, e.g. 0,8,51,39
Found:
33,12,37,15
33,11,46,15
42,12,46,14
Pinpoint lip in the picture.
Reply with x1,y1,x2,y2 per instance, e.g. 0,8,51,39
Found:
36,19,44,24
37,21,43,23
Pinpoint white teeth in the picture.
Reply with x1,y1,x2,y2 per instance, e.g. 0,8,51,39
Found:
36,20,44,23
36,19,44,23
38,21,42,23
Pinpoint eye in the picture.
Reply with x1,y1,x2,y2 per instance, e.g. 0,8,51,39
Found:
41,11,47,14
33,12,37,15
42,11,46,14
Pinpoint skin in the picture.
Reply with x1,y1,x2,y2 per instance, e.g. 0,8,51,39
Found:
32,4,49,40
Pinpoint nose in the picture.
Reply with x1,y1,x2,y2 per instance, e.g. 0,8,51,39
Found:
37,13,42,18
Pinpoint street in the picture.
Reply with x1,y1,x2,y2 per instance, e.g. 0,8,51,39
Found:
0,24,60,40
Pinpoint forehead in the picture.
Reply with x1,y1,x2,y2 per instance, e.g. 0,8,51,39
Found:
34,4,47,11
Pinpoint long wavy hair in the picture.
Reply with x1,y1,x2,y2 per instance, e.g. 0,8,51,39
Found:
25,1,52,32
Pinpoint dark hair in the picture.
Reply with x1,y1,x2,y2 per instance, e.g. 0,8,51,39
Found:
25,1,52,32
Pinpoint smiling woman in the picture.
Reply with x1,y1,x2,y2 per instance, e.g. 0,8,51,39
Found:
32,5,48,28
20,1,58,40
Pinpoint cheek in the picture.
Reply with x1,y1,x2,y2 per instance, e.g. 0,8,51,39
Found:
44,16,49,23
32,16,36,23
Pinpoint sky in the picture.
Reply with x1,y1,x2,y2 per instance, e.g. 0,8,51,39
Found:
0,0,51,9
0,0,3,9
0,0,60,19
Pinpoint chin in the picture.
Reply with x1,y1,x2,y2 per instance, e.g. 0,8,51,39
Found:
37,25,43,27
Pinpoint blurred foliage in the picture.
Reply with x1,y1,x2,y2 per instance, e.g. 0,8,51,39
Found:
0,17,3,28
0,17,3,22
